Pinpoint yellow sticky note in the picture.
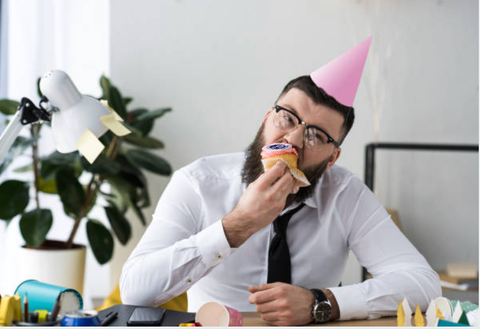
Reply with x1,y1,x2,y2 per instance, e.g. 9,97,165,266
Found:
414,304,424,326
76,129,105,164
100,100,123,121
397,300,405,326
100,114,131,137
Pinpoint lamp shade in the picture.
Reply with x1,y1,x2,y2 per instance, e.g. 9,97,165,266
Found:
40,70,111,153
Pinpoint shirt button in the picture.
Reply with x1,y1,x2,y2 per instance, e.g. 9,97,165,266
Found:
216,254,222,259
187,278,192,283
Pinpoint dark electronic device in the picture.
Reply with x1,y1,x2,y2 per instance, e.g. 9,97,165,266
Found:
126,307,166,326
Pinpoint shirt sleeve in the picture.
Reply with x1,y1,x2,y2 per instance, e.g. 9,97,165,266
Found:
329,178,441,320
119,169,234,306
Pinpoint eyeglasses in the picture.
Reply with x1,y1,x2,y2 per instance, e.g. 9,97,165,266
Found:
272,105,340,152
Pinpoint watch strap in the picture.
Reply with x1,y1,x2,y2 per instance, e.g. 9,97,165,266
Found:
310,288,328,303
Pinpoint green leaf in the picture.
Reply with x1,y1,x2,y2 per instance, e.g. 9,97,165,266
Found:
86,219,114,265
100,75,112,100
104,206,131,245
37,77,43,98
123,97,133,106
40,161,58,180
37,177,57,194
14,164,33,173
136,108,171,122
127,109,153,135
56,168,86,218
122,122,143,136
0,99,20,115
107,176,145,225
102,188,128,215
130,202,146,226
40,151,82,180
42,151,80,166
125,150,172,176
108,86,127,120
80,154,121,175
124,134,165,149
84,192,97,218
0,180,30,220
116,155,150,209
19,209,53,248
0,136,37,175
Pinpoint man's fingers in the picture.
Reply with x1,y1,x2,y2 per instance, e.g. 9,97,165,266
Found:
248,282,285,304
249,282,282,293
248,290,276,305
257,161,287,187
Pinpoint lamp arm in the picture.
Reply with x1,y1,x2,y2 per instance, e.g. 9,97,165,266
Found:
0,97,51,161
0,110,23,161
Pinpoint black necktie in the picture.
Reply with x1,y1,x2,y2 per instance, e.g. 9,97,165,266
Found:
267,203,306,284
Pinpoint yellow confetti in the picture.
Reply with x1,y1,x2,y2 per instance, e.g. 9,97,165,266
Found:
435,306,444,320
414,304,424,326
397,300,405,326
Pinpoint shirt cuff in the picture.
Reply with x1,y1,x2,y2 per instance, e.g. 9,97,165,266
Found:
329,285,368,321
196,220,234,268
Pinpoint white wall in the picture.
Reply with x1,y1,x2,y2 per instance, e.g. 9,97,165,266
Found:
108,0,478,287
107,0,479,287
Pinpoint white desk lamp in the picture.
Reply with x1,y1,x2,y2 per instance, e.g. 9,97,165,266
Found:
0,70,111,161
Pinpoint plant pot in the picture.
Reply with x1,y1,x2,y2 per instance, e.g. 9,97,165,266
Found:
16,240,86,294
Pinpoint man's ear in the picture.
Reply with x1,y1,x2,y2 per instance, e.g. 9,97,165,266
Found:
262,108,273,124
325,147,341,171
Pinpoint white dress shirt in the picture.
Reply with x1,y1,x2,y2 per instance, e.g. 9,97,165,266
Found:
120,153,441,320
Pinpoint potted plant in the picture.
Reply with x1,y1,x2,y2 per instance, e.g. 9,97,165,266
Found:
0,75,172,293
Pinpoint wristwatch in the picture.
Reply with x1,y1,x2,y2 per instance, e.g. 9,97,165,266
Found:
310,289,332,323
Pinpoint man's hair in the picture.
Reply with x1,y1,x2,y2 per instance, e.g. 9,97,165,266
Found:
276,75,355,145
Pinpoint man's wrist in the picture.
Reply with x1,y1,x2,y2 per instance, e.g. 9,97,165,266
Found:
221,212,256,248
322,289,340,321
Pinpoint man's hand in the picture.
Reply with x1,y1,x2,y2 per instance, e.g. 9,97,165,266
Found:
222,161,296,247
248,282,314,326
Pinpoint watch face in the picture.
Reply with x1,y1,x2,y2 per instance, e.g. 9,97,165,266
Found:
314,301,332,323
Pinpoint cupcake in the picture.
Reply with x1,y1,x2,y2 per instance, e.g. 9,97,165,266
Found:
261,143,310,187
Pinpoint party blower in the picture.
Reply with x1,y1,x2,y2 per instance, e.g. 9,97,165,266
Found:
0,70,130,164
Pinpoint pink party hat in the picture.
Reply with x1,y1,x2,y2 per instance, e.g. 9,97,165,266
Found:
310,36,372,107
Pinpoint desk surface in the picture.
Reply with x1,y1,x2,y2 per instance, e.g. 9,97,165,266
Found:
241,312,396,326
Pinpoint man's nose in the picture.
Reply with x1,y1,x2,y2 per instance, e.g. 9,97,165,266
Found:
284,125,305,149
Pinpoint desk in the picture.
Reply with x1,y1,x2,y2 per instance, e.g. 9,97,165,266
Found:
241,312,396,326
98,305,397,326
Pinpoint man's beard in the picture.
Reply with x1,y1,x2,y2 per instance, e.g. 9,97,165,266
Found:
241,123,330,206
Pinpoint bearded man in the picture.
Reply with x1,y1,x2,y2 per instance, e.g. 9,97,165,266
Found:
120,37,441,325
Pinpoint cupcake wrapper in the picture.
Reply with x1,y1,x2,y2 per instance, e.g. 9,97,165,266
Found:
261,158,310,187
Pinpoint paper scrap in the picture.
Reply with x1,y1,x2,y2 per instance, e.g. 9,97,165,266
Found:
437,318,469,327
425,300,436,326
100,100,123,121
100,114,131,137
402,298,412,327
452,301,463,323
414,304,424,326
76,129,105,164
458,311,469,325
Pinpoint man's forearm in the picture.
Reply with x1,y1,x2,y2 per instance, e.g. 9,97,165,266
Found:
222,212,257,248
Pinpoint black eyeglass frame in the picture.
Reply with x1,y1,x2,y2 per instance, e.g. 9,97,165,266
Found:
273,105,340,149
